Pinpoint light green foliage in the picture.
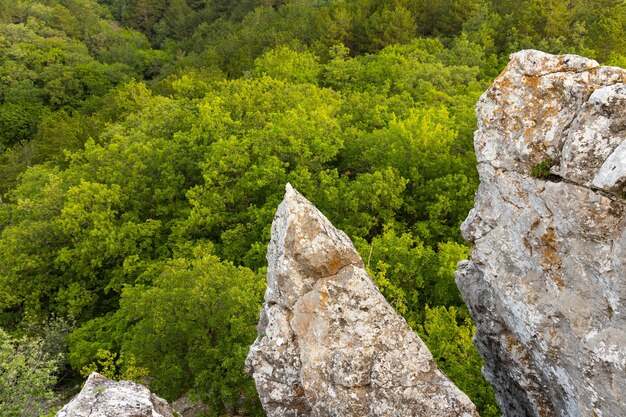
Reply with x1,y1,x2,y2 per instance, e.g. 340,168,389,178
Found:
0,165,68,325
0,164,166,324
2,30,491,415
419,306,500,417
0,328,59,417
0,84,206,325
356,228,435,329
355,231,470,330
415,173,477,245
118,246,265,413
3,1,625,415
67,311,128,371
310,167,408,238
80,348,148,382
423,241,469,307
253,46,321,84
183,75,346,267
0,0,166,199
69,246,265,414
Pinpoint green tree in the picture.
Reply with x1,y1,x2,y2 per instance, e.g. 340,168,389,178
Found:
365,5,415,50
586,3,626,60
355,228,435,328
0,328,59,417
118,246,265,414
80,348,148,382
419,306,500,417
0,1,163,198
253,45,321,84
182,75,345,267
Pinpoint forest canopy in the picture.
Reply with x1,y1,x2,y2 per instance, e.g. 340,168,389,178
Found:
0,0,624,416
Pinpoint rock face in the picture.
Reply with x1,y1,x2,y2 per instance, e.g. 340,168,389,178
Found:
56,372,175,417
457,50,626,417
245,184,478,417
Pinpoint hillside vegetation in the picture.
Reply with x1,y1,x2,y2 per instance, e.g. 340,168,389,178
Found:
0,1,624,416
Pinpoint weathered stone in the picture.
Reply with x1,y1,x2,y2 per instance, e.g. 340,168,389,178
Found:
246,184,478,417
457,50,626,417
56,372,175,417
172,395,210,417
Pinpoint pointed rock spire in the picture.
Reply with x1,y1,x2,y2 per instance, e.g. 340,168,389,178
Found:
246,185,478,416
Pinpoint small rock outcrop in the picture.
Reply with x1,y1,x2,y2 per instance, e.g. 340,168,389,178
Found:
172,395,209,417
457,50,626,417
56,372,175,417
245,184,478,417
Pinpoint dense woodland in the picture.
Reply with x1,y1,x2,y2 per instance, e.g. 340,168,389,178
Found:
0,0,624,416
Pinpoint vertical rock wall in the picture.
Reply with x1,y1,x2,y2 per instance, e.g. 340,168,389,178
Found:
246,184,478,417
457,50,626,417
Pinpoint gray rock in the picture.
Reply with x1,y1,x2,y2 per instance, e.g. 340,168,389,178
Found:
172,395,210,417
246,184,478,417
56,372,175,417
457,50,626,417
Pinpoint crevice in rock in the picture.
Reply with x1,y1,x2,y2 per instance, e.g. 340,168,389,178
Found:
483,158,626,205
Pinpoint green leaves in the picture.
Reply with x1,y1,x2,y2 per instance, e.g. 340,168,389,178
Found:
119,247,264,411
0,328,59,417
183,76,344,267
2,2,625,416
67,245,265,414
0,1,165,198
419,306,500,417
356,228,434,328
1,28,495,415
253,46,322,84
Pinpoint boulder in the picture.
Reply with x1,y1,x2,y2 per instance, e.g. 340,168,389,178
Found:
56,372,175,417
457,50,626,417
246,184,478,417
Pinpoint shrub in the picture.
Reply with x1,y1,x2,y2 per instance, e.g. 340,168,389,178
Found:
530,158,554,179
0,329,59,417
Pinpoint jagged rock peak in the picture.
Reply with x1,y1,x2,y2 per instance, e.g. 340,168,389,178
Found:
474,49,626,196
246,184,478,417
457,50,626,417
56,372,175,417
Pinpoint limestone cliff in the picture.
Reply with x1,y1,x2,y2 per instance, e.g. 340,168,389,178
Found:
56,372,175,417
246,184,478,417
457,50,626,417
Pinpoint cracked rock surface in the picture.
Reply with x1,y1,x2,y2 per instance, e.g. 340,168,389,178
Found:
56,372,174,417
246,184,478,417
457,50,626,417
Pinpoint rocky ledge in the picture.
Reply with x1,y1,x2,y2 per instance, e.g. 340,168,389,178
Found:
246,184,478,416
457,50,626,417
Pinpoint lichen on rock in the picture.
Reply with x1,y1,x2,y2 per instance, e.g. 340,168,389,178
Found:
457,50,626,417
56,372,175,417
246,183,478,417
